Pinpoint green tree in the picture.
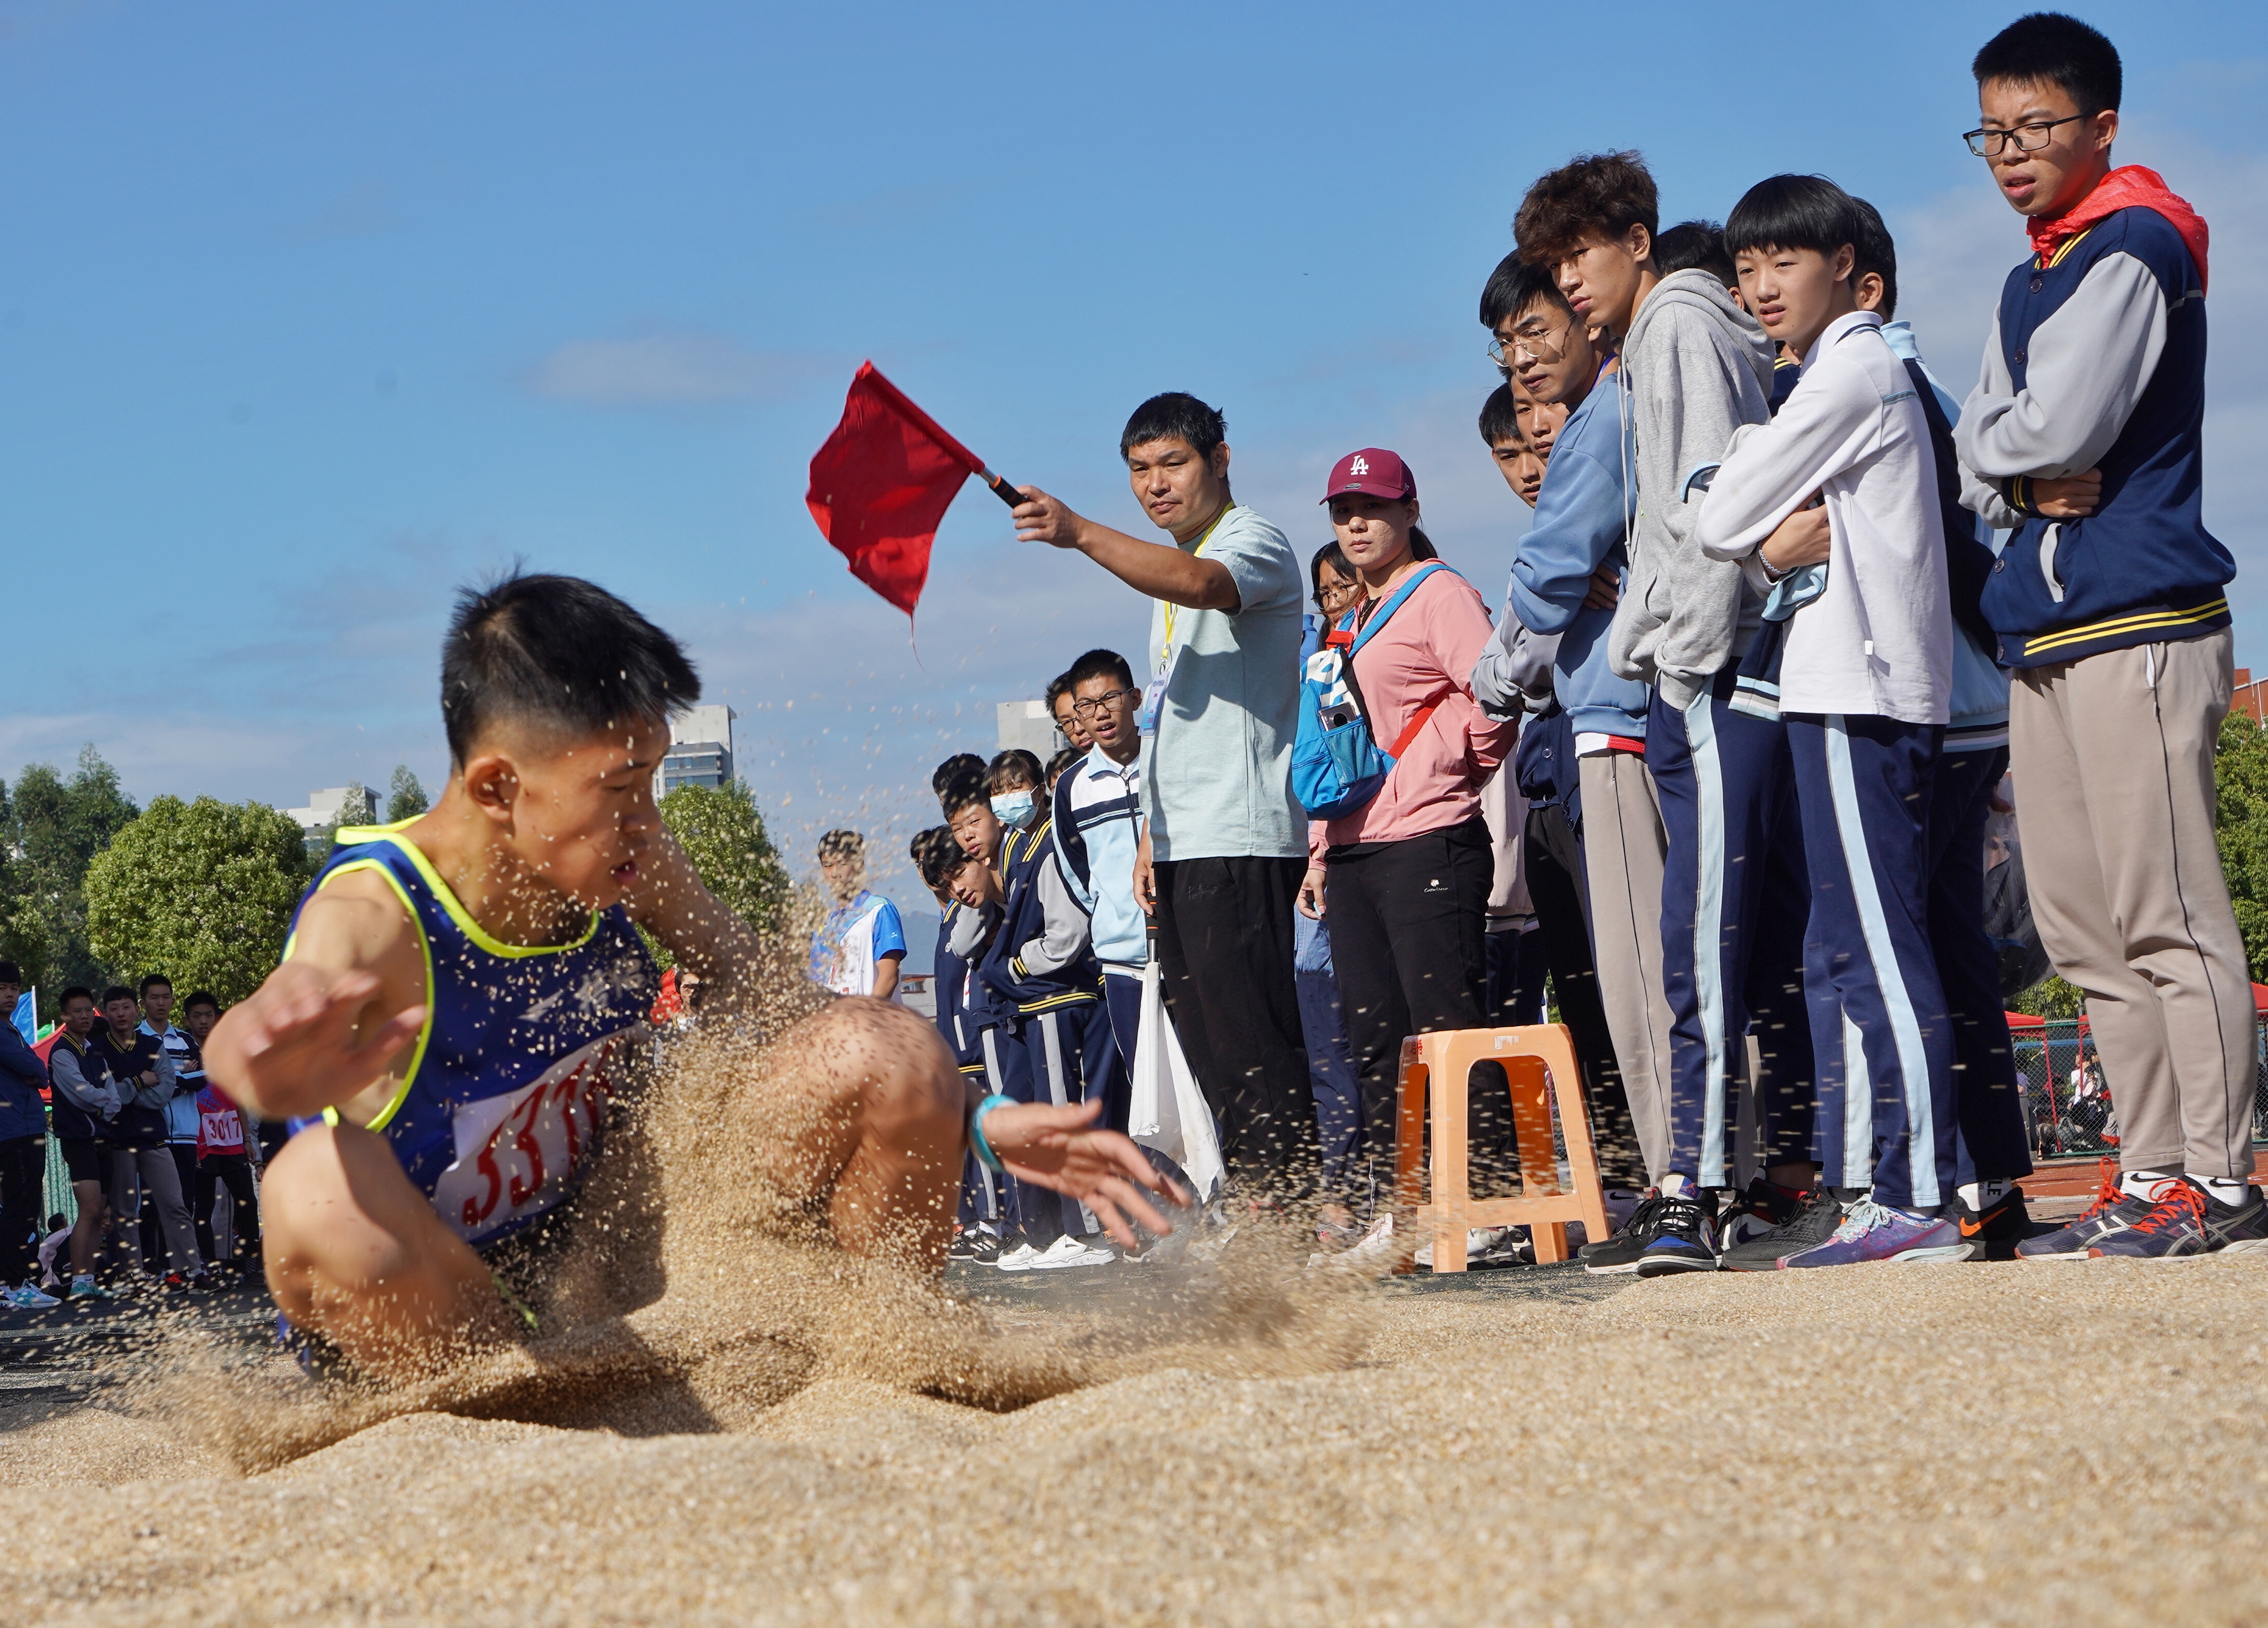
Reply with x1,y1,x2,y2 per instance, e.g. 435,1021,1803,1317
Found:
2,745,139,1012
85,796,314,1008
2214,710,2268,981
640,779,791,968
386,764,430,823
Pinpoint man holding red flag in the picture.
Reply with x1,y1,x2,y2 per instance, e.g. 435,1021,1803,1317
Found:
1953,14,2264,1257
1009,394,1319,1207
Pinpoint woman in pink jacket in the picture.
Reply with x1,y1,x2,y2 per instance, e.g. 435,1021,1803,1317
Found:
1296,449,1520,1228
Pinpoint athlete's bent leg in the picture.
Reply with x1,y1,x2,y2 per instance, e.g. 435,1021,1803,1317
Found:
261,1120,511,1378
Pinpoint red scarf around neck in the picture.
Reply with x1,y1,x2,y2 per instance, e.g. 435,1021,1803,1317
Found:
2027,165,2209,291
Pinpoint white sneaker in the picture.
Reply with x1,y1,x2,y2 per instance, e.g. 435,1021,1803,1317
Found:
1026,1234,1116,1270
1412,1226,1519,1269
4,1282,60,1310
994,1243,1042,1272
1335,1213,1399,1269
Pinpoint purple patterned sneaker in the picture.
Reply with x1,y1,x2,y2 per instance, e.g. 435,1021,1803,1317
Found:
1779,1197,1966,1268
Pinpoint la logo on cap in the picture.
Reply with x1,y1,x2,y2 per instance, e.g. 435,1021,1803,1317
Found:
1350,455,1369,476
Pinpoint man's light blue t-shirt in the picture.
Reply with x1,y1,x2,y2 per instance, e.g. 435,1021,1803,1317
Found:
1137,503,1306,862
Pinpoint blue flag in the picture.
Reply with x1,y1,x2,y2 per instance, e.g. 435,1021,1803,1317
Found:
10,992,31,1046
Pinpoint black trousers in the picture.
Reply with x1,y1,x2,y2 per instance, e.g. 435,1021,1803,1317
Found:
1526,802,1647,1187
1325,818,1520,1200
194,1152,261,1264
1153,855,1319,1198
0,1135,43,1286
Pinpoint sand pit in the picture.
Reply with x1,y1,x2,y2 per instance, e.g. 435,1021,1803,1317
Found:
4,1251,2266,1626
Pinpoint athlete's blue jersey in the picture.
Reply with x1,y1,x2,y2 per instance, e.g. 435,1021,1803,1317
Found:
286,822,656,1248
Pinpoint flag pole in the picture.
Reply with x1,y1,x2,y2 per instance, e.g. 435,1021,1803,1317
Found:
977,468,1025,511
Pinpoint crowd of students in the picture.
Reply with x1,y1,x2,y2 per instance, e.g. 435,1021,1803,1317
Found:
903,12,2264,1275
0,964,262,1307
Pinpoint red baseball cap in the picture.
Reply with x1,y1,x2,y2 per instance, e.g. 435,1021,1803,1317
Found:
1320,447,1417,503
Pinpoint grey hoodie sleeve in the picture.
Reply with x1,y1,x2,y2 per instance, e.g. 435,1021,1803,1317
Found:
130,1046,176,1110
1468,606,1559,723
50,1046,122,1122
947,902,994,961
1954,254,2167,481
1017,859,1093,978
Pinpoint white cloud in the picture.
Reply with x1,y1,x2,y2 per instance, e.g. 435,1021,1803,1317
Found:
521,330,823,408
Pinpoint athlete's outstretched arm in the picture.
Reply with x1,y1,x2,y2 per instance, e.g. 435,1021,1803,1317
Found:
204,873,428,1123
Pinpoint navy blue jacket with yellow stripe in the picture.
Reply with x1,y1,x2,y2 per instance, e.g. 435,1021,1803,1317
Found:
976,815,1099,1019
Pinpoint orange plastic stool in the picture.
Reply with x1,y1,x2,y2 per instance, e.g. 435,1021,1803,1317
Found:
1393,1024,1612,1272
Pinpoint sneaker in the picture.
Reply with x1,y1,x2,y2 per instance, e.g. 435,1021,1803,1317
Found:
1415,1227,1519,1268
1579,1188,1665,1271
2201,1185,2268,1255
1330,1213,1399,1271
966,1226,1001,1266
68,1275,121,1301
1948,1184,2031,1261
1780,1196,1966,1267
1718,1177,1808,1252
2015,1158,2156,1261
2087,1180,2221,1260
994,1242,1042,1272
1720,1186,1846,1272
946,1227,977,1262
3,1283,61,1310
1632,1192,1719,1277
1026,1234,1116,1271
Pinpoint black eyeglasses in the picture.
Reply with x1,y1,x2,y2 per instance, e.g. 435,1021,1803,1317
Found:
1070,688,1136,718
1963,114,2085,157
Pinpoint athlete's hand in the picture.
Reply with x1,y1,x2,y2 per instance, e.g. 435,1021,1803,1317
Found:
1298,863,1327,920
1011,487,1091,551
981,1097,1187,1249
204,960,427,1124
2031,467,2101,519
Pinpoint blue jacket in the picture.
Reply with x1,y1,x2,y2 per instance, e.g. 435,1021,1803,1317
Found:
0,1024,46,1141
978,814,1100,1018
1961,205,2229,667
933,903,983,1072
1501,370,1651,740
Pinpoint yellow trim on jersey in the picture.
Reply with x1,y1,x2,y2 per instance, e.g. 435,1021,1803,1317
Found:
2023,597,2230,658
283,856,435,1134
332,823,601,958
2035,227,2094,272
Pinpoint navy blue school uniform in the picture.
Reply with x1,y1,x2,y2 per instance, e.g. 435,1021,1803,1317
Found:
979,812,1113,1243
934,902,997,1229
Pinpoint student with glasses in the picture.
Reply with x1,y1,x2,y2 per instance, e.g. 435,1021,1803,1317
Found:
1048,649,1151,1108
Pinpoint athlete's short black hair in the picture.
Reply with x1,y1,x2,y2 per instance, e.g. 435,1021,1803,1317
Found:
816,829,864,865
182,990,220,1014
1478,253,1570,332
1654,219,1737,288
1973,12,2121,117
101,985,135,1007
0,960,19,986
138,974,171,997
1119,392,1226,462
1851,197,1898,320
1725,175,1865,266
931,753,987,807
440,571,700,766
59,986,94,1010
914,826,971,890
1479,384,1525,448
941,779,991,820
988,749,1043,793
1064,647,1134,692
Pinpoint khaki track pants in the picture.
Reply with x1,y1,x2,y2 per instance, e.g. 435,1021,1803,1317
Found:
1578,751,1677,1183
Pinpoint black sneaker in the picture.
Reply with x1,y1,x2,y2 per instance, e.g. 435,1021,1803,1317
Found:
1949,1183,2031,1261
1579,1189,1662,1269
1719,1185,1845,1272
1580,1189,1662,1273
1633,1193,1719,1277
966,1225,1001,1266
2201,1185,2268,1253
946,1227,976,1261
1718,1176,1808,1254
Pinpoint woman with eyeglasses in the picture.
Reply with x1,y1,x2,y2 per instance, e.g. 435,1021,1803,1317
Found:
1296,450,1519,1261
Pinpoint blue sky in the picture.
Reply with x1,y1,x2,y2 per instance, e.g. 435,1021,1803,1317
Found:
4,1,2264,921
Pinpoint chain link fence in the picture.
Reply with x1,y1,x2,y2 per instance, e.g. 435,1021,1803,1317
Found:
2012,1015,2268,1162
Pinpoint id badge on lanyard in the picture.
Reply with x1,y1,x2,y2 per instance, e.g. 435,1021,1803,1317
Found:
1138,507,1230,738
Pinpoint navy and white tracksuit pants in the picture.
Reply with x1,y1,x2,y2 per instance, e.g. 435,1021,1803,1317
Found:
1649,674,1816,1187
984,1002,1117,1244
1787,713,1959,1210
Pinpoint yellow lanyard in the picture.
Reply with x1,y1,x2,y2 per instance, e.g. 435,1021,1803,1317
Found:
1158,504,1236,672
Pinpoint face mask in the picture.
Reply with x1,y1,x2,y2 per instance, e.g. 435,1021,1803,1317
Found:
990,790,1034,828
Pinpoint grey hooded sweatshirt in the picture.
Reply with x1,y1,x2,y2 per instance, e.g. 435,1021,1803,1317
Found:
1605,268,1778,710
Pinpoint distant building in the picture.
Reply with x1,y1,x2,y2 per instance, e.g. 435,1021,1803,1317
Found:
996,699,1066,760
658,704,737,797
283,785,370,838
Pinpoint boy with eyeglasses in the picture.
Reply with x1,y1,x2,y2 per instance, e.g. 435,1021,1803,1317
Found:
1950,13,2260,1257
1050,650,1148,1086
1470,253,1666,1204
1515,152,1823,1276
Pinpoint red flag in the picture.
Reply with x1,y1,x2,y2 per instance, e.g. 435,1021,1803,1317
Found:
805,362,985,616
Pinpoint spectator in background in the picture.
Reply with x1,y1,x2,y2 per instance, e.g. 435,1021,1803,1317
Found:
98,984,203,1287
932,753,989,809
1047,674,1093,754
1296,547,1363,1242
1300,448,1518,1253
0,960,60,1309
182,992,259,1273
44,988,119,1299
141,975,203,1272
1044,746,1083,794
811,831,906,1000
1051,649,1148,1080
916,824,1000,1263
1012,392,1319,1202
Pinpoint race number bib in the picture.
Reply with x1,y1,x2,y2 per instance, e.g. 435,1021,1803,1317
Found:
429,1029,641,1244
